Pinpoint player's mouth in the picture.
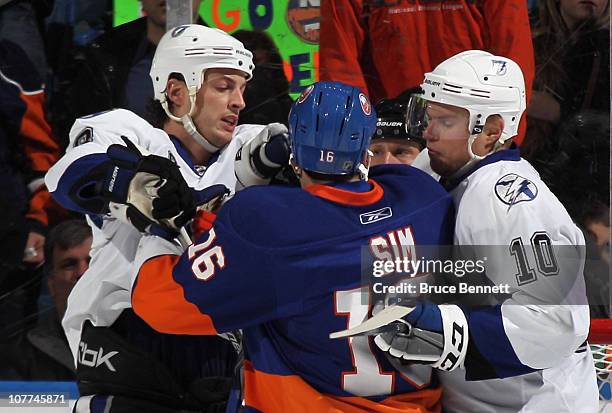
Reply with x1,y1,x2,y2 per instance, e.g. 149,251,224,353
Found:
221,115,238,132
428,148,441,159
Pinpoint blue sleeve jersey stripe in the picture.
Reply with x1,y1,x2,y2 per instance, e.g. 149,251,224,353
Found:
463,305,537,380
51,153,109,214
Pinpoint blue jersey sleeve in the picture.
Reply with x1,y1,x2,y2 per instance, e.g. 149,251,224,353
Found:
50,152,112,214
132,208,308,335
463,306,537,380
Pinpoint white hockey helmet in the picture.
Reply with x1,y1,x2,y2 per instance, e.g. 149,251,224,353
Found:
149,25,254,152
150,24,253,102
420,50,526,143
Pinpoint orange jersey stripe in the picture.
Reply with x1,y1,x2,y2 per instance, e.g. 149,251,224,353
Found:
19,92,58,172
305,180,384,206
25,186,51,226
244,361,441,413
25,187,68,228
133,255,219,335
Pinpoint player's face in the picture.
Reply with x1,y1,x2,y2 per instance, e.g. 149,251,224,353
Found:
559,0,608,29
192,68,247,147
369,139,422,166
423,102,471,177
48,237,92,319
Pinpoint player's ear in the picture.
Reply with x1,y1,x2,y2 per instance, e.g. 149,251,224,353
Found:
482,115,504,147
166,78,188,109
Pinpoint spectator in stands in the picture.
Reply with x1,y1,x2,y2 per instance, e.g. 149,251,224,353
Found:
0,39,65,340
232,30,292,126
581,200,610,318
370,87,425,167
54,0,202,143
0,220,91,380
319,0,534,143
540,111,610,318
0,0,48,80
522,0,610,162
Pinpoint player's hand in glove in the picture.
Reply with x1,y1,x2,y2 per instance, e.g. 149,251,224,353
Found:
234,123,291,191
99,138,194,237
374,303,469,372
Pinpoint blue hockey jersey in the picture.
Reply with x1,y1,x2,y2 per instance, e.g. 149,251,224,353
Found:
132,164,455,412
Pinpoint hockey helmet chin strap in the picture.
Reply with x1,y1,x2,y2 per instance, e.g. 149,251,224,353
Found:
161,87,222,154
358,150,374,181
449,126,510,183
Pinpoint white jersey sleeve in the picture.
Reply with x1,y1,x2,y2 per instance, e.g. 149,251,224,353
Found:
45,109,175,214
452,158,589,376
56,113,264,360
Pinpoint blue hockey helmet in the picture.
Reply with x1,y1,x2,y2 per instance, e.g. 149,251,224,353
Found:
288,81,376,176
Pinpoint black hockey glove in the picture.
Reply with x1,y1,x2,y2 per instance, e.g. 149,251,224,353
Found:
99,137,195,238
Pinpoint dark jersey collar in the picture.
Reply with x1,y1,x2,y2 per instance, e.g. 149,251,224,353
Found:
169,134,221,173
443,145,521,191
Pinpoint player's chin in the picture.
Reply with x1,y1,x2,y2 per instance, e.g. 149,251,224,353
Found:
211,128,234,147
429,156,448,176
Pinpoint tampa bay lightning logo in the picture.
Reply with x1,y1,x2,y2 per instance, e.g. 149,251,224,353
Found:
171,25,189,37
495,174,538,207
491,59,507,75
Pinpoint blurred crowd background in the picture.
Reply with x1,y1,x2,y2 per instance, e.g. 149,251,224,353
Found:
0,0,609,381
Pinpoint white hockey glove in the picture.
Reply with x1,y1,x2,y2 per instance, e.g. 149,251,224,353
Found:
376,303,468,371
100,138,195,238
234,123,290,191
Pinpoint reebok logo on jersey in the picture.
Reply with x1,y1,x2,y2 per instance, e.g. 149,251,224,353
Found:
78,341,118,372
494,174,538,207
360,207,392,224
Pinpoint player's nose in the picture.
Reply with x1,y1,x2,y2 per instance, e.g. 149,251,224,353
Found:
230,88,246,111
383,152,403,165
423,124,437,142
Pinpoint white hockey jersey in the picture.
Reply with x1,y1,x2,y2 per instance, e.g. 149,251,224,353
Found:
45,109,264,359
435,147,598,412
